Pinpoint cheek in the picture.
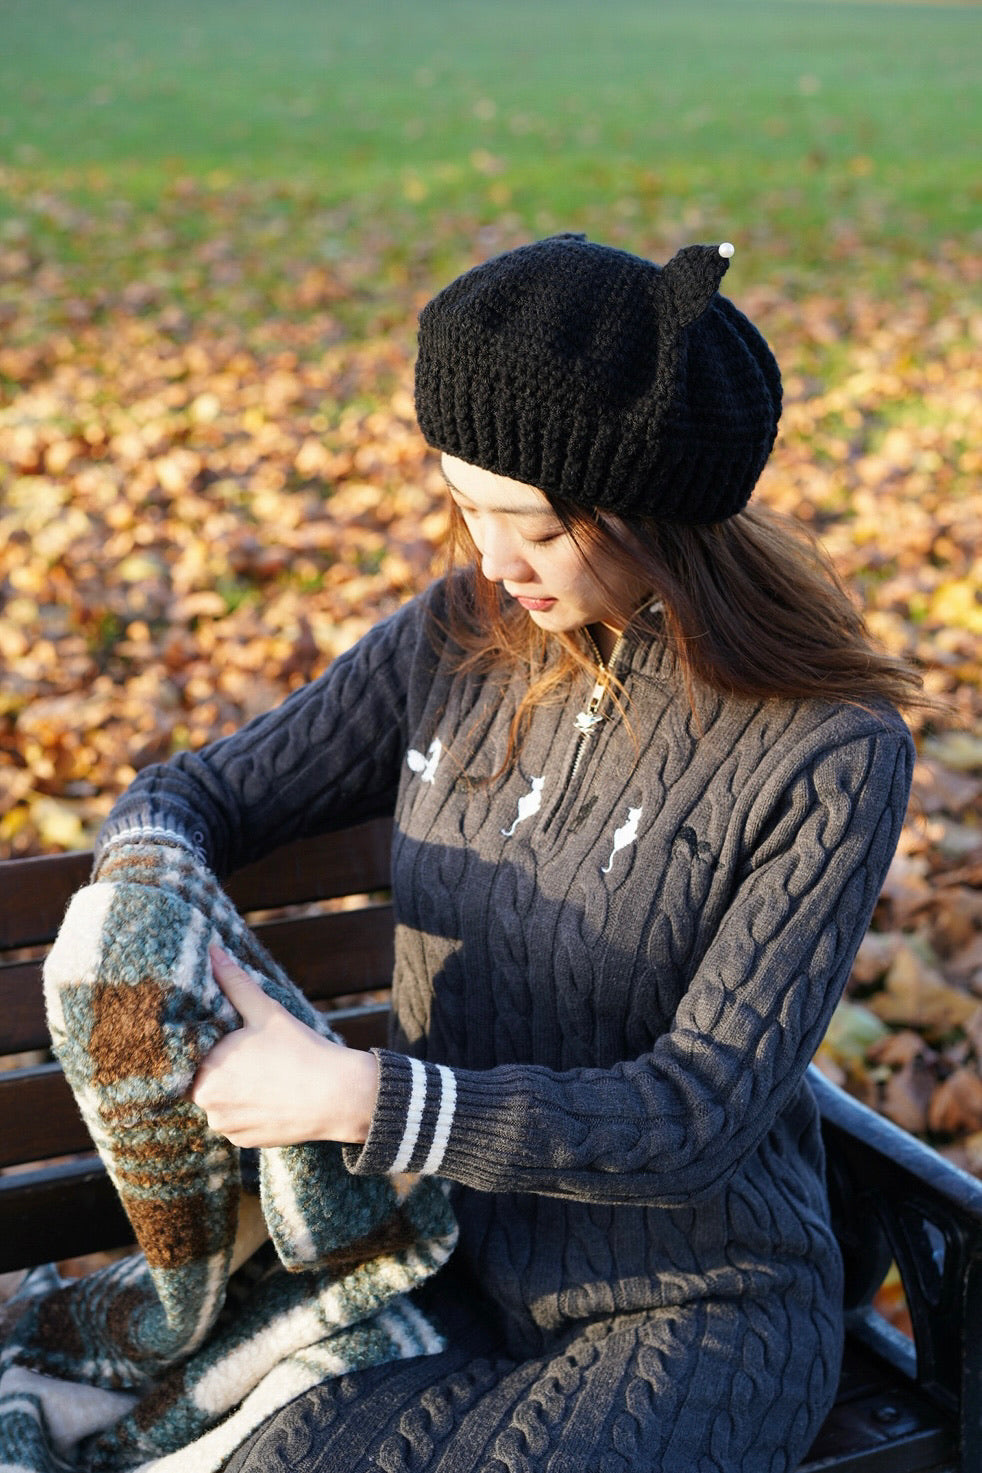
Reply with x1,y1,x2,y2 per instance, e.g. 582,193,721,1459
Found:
564,553,609,602
543,541,592,584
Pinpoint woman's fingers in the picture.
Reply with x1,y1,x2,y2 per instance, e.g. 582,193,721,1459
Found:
188,947,378,1147
208,945,277,1024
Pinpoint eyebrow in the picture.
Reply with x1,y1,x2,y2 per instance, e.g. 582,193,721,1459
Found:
441,472,559,518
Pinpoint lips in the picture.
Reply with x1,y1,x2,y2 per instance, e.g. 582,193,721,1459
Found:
514,596,557,611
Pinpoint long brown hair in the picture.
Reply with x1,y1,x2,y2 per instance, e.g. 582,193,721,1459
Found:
442,494,929,771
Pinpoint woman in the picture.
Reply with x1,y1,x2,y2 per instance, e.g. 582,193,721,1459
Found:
97,236,919,1471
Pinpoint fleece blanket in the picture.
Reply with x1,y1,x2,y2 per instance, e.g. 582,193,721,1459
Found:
0,836,456,1473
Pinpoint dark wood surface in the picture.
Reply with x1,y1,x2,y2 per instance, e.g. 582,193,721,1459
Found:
0,849,91,949
0,1158,134,1270
0,817,393,950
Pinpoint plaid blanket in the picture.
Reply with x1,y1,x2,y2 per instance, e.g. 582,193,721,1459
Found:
0,836,456,1473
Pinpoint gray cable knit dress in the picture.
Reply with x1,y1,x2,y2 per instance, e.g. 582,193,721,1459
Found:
97,578,915,1473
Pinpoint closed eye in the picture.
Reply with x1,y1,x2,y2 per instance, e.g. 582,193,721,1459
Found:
520,529,564,546
453,498,564,547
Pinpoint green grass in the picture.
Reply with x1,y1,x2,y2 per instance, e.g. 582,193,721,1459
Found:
1,0,978,278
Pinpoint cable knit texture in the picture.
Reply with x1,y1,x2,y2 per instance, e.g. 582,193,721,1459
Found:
97,577,915,1472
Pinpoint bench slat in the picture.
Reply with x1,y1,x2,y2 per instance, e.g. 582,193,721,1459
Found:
0,850,91,949
249,903,395,1002
326,1003,390,1052
226,818,393,911
0,1063,93,1166
0,818,393,951
0,1159,134,1274
0,960,44,1056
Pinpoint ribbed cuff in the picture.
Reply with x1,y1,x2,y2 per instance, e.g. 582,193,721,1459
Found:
345,1050,458,1178
93,825,207,875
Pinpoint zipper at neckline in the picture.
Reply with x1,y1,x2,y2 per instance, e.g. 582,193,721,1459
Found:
569,628,626,780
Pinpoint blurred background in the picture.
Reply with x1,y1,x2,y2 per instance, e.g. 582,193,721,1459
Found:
0,0,980,1185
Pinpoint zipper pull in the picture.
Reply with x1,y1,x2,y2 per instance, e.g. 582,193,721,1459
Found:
573,679,607,736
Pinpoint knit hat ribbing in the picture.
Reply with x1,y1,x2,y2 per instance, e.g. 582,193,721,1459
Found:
414,234,782,523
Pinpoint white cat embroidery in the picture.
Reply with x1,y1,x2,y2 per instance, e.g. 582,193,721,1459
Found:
602,805,642,873
406,738,442,785
501,776,545,837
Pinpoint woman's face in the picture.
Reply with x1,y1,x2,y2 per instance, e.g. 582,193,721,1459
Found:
441,454,648,654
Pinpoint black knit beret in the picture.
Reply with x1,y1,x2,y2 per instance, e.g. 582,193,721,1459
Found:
414,234,782,523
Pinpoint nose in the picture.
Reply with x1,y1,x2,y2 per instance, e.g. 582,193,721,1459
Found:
477,521,532,585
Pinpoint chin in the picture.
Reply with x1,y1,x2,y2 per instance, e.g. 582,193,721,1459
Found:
528,607,570,628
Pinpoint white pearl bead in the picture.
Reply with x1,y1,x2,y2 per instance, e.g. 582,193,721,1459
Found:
718,242,735,258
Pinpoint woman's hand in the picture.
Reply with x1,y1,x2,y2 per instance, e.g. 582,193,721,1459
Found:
189,947,379,1148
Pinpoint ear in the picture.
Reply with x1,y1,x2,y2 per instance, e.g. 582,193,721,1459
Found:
659,243,734,328
645,242,735,435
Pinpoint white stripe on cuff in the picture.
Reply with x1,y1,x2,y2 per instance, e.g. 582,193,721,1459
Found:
421,1064,457,1175
390,1056,427,1174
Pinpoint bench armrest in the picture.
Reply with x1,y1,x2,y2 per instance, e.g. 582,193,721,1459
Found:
808,1064,982,1467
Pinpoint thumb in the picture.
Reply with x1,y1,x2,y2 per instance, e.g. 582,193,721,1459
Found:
209,946,274,1025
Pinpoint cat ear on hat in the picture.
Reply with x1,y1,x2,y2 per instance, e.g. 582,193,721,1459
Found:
659,242,735,327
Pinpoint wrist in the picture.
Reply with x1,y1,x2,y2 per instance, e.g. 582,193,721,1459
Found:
326,1044,379,1145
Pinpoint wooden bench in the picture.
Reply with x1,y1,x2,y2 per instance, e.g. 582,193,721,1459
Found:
2,817,980,1472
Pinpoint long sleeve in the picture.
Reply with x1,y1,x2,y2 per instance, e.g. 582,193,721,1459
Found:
95,588,444,877
346,724,913,1205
